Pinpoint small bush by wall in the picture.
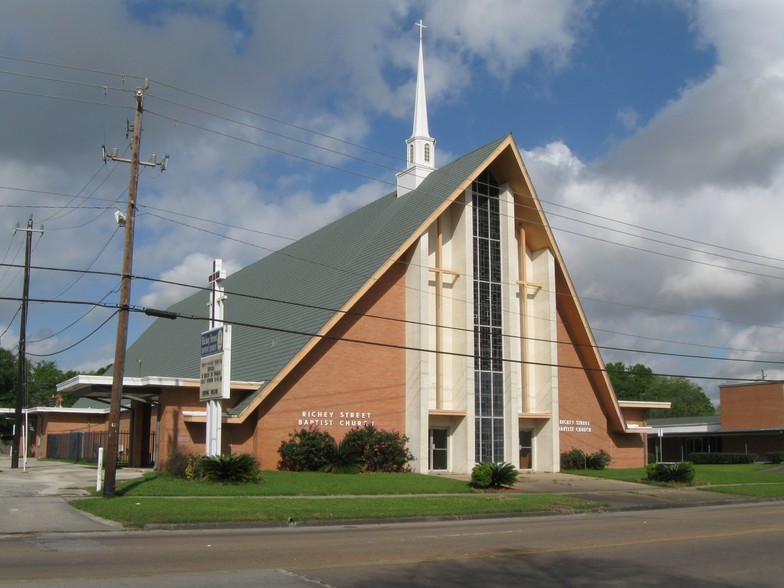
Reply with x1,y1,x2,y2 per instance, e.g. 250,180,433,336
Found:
766,451,784,464
164,450,201,479
646,461,695,484
342,424,414,473
471,462,519,489
470,463,493,489
688,452,757,464
278,428,334,472
560,448,612,470
278,425,415,473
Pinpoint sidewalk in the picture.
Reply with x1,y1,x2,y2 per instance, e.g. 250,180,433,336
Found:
0,456,150,534
515,471,754,510
0,457,756,535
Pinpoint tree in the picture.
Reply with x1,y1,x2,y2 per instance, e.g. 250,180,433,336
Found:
607,361,715,418
0,348,17,408
0,349,81,408
28,361,78,407
643,376,716,418
605,362,653,401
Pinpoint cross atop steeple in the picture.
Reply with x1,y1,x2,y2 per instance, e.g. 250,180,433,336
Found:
416,19,427,40
397,20,436,197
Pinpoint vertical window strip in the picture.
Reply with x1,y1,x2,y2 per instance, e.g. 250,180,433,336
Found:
472,170,504,463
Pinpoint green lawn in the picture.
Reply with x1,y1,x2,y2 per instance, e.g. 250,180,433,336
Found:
72,494,595,528
566,463,784,497
113,470,475,497
70,470,600,528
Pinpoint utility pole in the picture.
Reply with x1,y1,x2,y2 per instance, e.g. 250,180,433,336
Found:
102,80,168,497
10,215,43,469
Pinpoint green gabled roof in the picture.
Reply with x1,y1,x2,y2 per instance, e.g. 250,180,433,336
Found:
122,135,508,413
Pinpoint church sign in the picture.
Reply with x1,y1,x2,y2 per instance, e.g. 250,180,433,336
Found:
199,326,232,401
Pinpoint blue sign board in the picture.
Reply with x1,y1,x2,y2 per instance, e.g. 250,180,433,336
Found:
200,327,224,357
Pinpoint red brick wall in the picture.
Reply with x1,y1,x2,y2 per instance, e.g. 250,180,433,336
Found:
721,383,784,430
33,411,130,458
156,385,259,469
157,386,206,465
556,310,644,468
252,263,408,469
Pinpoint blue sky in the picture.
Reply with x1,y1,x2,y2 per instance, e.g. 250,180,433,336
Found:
2,1,784,404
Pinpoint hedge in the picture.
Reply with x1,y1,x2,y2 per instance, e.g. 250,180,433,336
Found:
767,451,784,464
687,452,757,464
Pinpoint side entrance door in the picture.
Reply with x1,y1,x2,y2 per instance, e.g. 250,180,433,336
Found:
519,429,533,469
429,428,448,471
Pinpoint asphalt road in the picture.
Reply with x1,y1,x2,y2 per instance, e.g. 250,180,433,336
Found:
2,457,782,586
1,502,783,587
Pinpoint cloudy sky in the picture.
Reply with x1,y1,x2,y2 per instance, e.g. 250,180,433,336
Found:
2,1,783,405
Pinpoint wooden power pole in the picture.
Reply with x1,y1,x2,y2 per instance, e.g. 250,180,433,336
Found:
10,215,43,469
103,80,167,496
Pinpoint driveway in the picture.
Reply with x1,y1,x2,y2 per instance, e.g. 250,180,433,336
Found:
1,457,756,534
0,456,148,534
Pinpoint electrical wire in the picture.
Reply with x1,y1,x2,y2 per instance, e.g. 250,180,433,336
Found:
2,54,779,275
25,310,118,358
3,261,783,369
28,287,118,345
3,61,782,378
0,293,765,383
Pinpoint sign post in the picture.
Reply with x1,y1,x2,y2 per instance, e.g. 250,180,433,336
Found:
200,259,229,456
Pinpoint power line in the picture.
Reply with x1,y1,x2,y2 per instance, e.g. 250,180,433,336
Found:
1,55,779,274
133,205,784,338
539,196,784,265
26,310,118,358
3,263,783,371
0,68,131,94
147,79,400,163
4,240,784,360
2,67,778,279
0,54,146,82
0,87,132,110
28,287,119,345
146,110,393,186
3,62,781,375
6,293,760,383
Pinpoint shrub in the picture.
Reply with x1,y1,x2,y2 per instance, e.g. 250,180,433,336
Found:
164,450,201,480
688,452,757,465
766,451,784,464
199,453,261,484
471,461,519,489
342,424,414,472
321,439,363,474
470,462,493,489
560,448,587,470
646,461,695,484
487,461,519,488
561,448,611,470
278,427,335,471
586,449,612,470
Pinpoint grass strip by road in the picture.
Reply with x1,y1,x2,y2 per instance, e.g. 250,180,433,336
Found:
111,470,476,496
699,483,784,498
565,463,784,498
72,494,599,528
69,471,599,528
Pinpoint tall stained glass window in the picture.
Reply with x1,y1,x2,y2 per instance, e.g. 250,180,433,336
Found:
473,170,504,462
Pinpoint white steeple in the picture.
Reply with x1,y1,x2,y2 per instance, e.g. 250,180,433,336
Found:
397,20,436,197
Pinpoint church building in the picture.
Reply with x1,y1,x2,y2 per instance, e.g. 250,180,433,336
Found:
60,30,661,473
